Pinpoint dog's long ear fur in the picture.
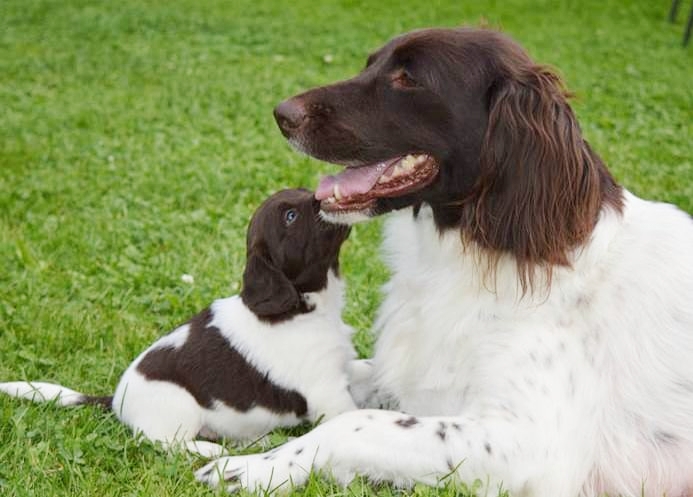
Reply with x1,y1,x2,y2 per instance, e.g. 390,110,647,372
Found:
241,251,300,321
467,63,620,293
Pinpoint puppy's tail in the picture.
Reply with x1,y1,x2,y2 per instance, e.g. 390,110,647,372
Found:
0,381,112,409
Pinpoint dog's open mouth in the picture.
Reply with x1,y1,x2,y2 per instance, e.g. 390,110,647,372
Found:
315,154,439,212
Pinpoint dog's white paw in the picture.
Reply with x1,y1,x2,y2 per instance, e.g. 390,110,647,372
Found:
184,440,228,458
195,446,313,493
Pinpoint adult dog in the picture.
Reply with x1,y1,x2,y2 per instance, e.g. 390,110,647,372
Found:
197,28,693,497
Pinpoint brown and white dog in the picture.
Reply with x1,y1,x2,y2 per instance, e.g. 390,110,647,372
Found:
0,189,358,457
197,28,693,497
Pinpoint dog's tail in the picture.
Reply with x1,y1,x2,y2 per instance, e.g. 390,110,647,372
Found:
0,381,112,409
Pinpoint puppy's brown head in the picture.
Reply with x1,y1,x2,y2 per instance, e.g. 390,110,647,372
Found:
241,188,350,322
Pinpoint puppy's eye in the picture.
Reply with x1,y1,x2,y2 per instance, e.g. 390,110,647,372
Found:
392,69,419,89
284,209,298,226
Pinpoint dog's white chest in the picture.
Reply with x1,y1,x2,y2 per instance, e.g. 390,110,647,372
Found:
370,209,482,414
369,208,587,416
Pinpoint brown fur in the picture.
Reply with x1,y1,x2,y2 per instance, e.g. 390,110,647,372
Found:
137,308,308,415
274,28,623,293
464,45,623,291
241,189,350,321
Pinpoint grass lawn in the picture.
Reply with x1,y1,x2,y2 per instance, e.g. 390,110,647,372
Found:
0,0,691,496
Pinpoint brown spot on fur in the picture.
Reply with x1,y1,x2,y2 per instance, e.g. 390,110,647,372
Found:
137,308,308,415
395,416,420,428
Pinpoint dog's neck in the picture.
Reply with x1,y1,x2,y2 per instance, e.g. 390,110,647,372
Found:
386,201,625,304
301,269,345,321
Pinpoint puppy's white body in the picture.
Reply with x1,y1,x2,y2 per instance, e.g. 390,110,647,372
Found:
1,272,358,456
199,192,693,497
114,271,357,442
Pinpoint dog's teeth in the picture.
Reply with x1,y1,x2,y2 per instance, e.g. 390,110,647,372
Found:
325,196,336,203
400,155,417,171
414,154,428,165
334,185,343,201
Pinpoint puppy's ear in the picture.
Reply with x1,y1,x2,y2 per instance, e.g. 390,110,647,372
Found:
241,252,300,320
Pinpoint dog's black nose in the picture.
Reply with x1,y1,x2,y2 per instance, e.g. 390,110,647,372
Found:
274,98,307,137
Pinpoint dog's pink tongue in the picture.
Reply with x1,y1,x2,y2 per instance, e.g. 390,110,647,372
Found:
315,162,391,201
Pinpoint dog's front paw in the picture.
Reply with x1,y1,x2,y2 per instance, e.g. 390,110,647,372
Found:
195,447,312,493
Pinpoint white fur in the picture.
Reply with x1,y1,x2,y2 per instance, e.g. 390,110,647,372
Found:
320,208,373,225
197,191,693,497
1,271,358,457
0,382,87,406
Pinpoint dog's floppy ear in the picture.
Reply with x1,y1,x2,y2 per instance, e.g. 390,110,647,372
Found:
469,65,611,293
241,251,300,320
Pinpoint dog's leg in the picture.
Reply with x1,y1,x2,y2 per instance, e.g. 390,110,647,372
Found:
182,440,229,458
0,381,113,408
345,359,374,408
154,438,229,458
195,408,554,495
0,381,90,406
346,360,396,410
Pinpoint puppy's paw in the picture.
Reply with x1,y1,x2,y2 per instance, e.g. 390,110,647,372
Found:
185,440,228,458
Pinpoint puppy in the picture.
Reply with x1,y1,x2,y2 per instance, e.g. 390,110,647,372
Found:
0,189,357,457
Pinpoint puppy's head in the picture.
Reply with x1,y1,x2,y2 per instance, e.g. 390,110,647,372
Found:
241,188,350,322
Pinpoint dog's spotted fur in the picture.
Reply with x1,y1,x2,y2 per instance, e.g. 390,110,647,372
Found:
198,28,693,496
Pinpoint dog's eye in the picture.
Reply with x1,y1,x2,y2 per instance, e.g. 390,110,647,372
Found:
284,209,298,226
392,70,419,89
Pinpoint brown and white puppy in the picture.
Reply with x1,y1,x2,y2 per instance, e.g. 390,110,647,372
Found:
0,189,357,457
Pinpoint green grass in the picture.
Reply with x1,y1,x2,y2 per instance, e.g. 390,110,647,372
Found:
0,0,691,495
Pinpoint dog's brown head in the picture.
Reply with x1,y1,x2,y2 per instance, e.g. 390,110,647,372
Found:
241,188,350,322
274,27,622,290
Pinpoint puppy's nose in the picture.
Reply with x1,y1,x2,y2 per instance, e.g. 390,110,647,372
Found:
274,98,307,137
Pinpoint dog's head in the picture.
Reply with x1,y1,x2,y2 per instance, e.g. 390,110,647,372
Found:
274,28,621,290
241,188,350,322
